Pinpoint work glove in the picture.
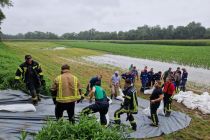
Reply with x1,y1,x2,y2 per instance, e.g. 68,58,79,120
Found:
41,79,46,87
13,79,20,88
52,97,57,105
77,96,84,103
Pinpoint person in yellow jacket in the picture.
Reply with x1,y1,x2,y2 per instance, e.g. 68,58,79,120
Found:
50,64,83,122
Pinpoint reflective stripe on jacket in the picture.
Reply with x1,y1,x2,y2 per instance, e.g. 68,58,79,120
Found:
51,70,81,103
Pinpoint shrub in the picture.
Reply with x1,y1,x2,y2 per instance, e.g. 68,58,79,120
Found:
36,115,129,140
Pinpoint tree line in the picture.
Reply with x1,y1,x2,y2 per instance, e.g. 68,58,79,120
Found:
2,22,210,40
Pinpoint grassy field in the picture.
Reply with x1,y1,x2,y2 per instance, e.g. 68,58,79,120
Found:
56,41,210,69
1,41,210,139
95,39,210,46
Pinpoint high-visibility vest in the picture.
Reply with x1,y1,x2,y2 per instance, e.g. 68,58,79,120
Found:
56,75,81,102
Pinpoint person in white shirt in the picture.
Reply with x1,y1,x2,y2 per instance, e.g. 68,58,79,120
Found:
110,71,121,99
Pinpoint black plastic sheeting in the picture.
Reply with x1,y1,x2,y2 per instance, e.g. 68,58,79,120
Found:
0,90,191,140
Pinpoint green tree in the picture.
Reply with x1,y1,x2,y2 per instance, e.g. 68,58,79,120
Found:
204,28,210,39
0,0,13,39
186,22,206,39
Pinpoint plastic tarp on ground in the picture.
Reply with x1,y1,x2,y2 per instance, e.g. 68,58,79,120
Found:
0,90,191,140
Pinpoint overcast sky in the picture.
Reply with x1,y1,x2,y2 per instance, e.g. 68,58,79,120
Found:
1,0,210,35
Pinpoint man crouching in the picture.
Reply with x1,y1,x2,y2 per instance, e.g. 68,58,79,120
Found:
82,81,109,126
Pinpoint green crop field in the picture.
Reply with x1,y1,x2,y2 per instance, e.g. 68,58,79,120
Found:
96,39,210,46
57,40,210,69
1,40,210,140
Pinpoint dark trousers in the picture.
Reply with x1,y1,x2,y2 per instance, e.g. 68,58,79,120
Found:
114,107,137,129
82,101,109,125
180,80,187,92
151,80,155,86
55,102,75,122
163,93,172,116
175,81,180,92
150,103,160,125
26,81,41,101
140,80,148,92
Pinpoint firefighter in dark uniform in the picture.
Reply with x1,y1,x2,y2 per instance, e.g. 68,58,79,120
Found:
15,55,44,105
82,81,109,126
149,81,163,127
163,77,175,117
114,79,138,131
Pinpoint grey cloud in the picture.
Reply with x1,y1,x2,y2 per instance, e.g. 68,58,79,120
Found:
1,0,210,35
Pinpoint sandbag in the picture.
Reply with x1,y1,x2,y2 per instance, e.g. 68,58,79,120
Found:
0,104,36,112
115,88,124,102
144,87,154,95
142,101,164,116
173,91,210,114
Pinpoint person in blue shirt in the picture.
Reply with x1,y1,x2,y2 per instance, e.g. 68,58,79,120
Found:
140,66,148,92
121,71,135,85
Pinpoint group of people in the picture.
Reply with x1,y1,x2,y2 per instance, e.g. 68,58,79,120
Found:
126,64,188,93
14,55,188,131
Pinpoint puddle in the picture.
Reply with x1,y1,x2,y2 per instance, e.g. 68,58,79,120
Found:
84,54,210,86
41,46,66,50
53,47,66,50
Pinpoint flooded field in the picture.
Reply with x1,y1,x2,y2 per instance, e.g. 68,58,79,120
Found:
84,54,210,86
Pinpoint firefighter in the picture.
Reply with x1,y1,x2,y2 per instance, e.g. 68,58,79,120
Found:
140,66,148,92
114,79,138,131
110,71,121,99
82,81,109,126
85,75,102,96
14,55,45,105
149,81,163,127
50,64,83,122
163,77,175,117
180,68,188,92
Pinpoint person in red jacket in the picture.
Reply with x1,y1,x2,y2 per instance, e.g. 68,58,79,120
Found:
163,77,175,117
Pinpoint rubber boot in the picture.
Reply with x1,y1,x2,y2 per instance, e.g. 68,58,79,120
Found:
37,94,41,102
32,99,38,106
165,111,171,117
111,94,113,99
114,119,121,125
131,123,137,131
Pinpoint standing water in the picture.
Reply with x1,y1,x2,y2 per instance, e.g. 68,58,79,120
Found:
84,54,210,86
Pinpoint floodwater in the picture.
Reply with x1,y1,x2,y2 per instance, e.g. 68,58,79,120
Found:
84,54,210,86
